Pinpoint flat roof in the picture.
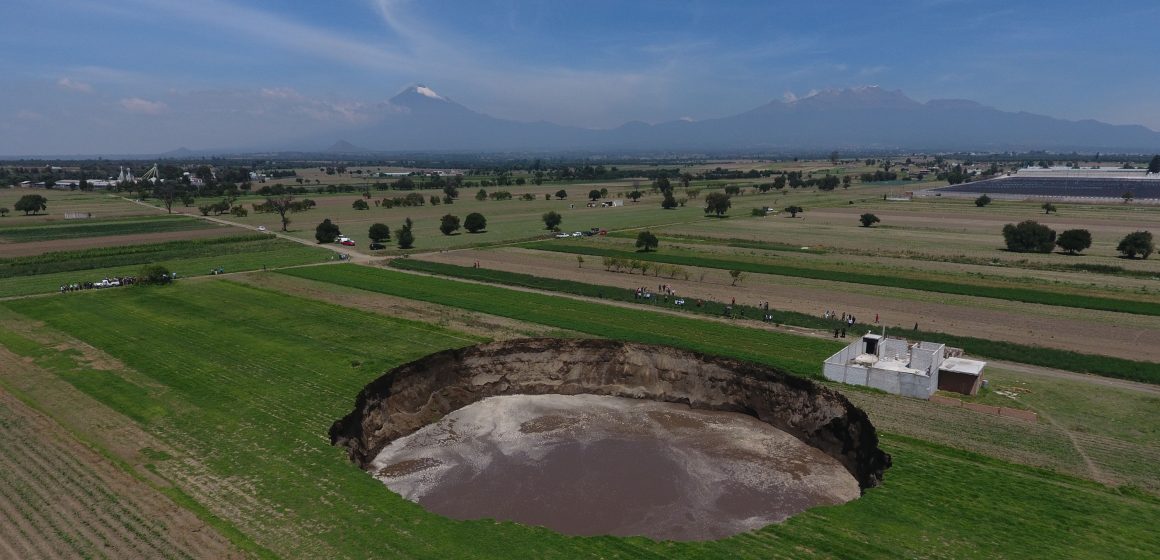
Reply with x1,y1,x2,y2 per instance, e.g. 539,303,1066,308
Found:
940,357,986,376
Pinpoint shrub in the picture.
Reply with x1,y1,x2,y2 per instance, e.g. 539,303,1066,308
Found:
859,213,880,227
352,199,369,210
439,214,460,236
783,205,803,218
138,264,172,285
975,194,992,207
1117,231,1154,259
1055,229,1091,255
315,219,341,243
1002,220,1056,253
542,211,562,230
464,212,487,233
635,230,659,252
368,223,391,243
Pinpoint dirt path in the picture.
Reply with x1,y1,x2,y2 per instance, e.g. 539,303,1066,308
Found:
121,196,379,264
415,247,1160,363
0,227,237,258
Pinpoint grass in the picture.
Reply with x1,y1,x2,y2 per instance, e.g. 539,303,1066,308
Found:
0,235,333,298
2,279,1157,559
283,264,841,377
0,214,215,242
389,258,1160,385
526,241,1160,317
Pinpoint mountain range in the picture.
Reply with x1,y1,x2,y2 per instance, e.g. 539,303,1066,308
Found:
328,85,1160,154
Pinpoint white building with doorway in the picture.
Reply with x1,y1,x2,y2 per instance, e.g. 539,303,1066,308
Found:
823,333,986,399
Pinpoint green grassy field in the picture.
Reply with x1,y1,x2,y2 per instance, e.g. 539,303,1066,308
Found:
282,264,841,377
1,279,1157,559
0,235,333,297
0,214,217,242
388,258,1160,384
526,241,1160,316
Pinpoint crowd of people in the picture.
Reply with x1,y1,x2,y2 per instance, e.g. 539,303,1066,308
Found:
59,276,137,292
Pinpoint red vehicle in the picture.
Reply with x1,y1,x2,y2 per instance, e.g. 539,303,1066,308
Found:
340,239,356,246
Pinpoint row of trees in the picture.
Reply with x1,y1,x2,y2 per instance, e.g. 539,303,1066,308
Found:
1002,220,1153,258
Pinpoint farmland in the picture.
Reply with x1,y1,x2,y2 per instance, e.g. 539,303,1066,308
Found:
1,279,1157,559
0,162,1158,559
0,234,334,298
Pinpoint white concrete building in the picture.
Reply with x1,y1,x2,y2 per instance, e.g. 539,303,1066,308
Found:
823,334,986,399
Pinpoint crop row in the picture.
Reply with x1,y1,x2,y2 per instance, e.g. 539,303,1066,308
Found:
526,241,1160,317
0,215,214,242
390,259,1160,385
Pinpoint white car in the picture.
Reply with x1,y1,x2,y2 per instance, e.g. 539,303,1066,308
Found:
555,232,570,238
257,225,267,231
571,231,583,237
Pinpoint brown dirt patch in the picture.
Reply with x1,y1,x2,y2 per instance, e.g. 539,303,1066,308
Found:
418,248,1160,362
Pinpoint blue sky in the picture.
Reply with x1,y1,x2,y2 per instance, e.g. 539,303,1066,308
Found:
3,0,1158,155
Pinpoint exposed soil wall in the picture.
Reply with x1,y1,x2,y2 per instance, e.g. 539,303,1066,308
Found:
331,338,891,490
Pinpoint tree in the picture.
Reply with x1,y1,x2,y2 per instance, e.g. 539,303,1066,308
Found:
439,214,461,235
1147,155,1160,174
352,199,369,210
397,218,415,249
1117,231,1154,259
704,192,731,217
588,189,602,201
1041,202,1057,214
729,269,747,286
723,185,741,196
975,194,992,207
1002,220,1056,253
368,223,391,243
842,175,852,189
859,213,880,227
1055,229,1091,255
830,150,840,164
137,264,172,285
265,195,298,231
783,205,804,218
542,210,562,230
555,189,568,200
464,212,487,233
442,185,459,199
661,192,678,209
0,208,8,217
635,230,659,252
14,194,47,215
475,188,487,201
627,190,643,202
156,184,179,214
315,219,341,243
1123,191,1134,204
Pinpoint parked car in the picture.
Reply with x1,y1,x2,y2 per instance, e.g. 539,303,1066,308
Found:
571,231,583,237
555,232,570,238
369,242,385,250
340,239,356,246
257,225,267,231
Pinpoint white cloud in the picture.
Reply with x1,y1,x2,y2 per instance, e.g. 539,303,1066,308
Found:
260,87,304,100
57,77,93,93
120,97,168,115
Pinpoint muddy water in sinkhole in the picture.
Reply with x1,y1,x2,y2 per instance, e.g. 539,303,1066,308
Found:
369,394,860,541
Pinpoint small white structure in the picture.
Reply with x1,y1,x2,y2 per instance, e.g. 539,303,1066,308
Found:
823,334,986,399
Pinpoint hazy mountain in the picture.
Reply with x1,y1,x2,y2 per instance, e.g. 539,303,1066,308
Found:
336,85,1160,153
326,140,369,153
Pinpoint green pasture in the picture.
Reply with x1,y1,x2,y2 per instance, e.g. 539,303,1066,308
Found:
1,279,1157,559
526,241,1160,316
0,235,332,297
